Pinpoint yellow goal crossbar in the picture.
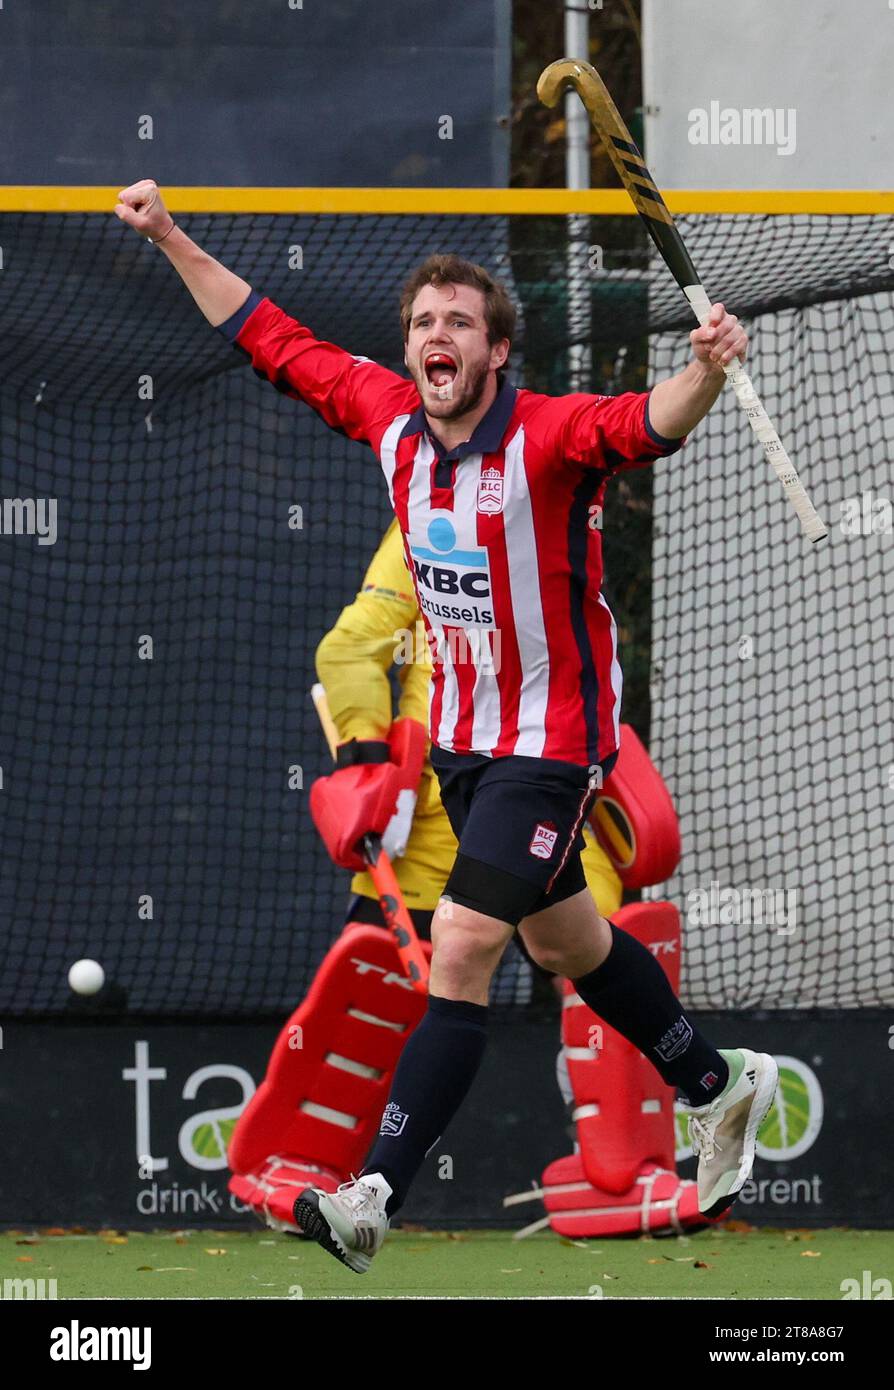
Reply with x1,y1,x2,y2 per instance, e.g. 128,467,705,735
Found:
1,187,892,215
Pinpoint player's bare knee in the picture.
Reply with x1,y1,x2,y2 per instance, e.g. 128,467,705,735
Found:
524,937,600,977
524,941,573,975
430,900,510,994
521,899,612,978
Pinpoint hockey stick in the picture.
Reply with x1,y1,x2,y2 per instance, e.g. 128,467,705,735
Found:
538,58,827,544
311,683,429,994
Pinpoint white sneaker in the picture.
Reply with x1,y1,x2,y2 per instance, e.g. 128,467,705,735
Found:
684,1048,779,1218
293,1173,391,1273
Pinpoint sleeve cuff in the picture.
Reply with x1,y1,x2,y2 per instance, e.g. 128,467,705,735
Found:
644,393,686,455
216,289,263,343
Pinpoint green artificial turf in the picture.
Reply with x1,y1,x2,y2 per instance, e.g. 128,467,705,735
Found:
2,1225,891,1300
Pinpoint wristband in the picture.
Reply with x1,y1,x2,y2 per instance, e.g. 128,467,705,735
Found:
335,739,391,769
149,219,176,246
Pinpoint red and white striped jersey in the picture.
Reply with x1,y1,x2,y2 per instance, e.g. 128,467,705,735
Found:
228,294,685,768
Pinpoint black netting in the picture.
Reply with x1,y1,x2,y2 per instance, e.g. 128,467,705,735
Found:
1,210,892,1015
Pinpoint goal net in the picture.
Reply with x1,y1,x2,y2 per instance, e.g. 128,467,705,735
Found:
0,203,890,1014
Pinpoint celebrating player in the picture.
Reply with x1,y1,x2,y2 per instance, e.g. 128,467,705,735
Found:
115,180,778,1273
227,518,703,1238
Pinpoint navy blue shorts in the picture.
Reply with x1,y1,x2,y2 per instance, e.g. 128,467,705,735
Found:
430,746,617,927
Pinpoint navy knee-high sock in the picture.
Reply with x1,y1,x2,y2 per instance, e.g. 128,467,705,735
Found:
573,923,728,1104
364,994,488,1215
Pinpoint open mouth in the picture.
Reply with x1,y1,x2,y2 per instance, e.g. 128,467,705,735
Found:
424,352,458,390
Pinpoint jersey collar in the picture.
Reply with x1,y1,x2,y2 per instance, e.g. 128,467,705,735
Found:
400,378,517,461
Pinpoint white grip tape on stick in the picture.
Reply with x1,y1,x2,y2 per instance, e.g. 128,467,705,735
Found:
683,284,827,542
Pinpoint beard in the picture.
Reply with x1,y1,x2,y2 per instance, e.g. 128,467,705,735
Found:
413,356,491,421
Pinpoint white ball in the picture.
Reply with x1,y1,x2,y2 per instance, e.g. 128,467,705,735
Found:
68,958,105,995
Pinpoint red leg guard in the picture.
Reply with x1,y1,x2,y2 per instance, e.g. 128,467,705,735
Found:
230,1157,344,1230
540,1154,707,1237
227,923,430,1219
561,901,682,1195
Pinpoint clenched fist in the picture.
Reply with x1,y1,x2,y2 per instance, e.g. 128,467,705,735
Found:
114,180,174,242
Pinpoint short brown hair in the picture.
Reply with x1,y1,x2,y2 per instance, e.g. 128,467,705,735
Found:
399,253,516,348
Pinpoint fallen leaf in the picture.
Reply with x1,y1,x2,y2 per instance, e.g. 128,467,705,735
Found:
694,1261,712,1269
41,1228,67,1237
175,1237,187,1245
204,1248,227,1256
15,1238,40,1246
154,1267,195,1272
15,1256,33,1263
801,1251,822,1258
136,1266,154,1272
720,1219,755,1234
500,1268,522,1274
103,1236,128,1245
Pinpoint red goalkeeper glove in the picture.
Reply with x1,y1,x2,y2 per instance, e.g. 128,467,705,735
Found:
309,717,426,872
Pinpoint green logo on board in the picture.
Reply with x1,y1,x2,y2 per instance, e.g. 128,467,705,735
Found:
675,1054,822,1163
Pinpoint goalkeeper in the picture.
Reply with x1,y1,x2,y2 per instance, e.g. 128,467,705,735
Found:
115,180,777,1274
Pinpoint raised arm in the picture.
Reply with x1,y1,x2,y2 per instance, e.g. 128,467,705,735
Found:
648,301,749,438
114,180,251,325
114,179,418,450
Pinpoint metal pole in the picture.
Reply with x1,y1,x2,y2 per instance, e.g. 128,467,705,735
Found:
565,3,592,391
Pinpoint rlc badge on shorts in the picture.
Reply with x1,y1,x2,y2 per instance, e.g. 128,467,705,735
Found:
529,820,559,860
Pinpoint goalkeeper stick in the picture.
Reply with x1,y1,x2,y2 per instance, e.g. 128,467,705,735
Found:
538,58,827,544
311,683,429,994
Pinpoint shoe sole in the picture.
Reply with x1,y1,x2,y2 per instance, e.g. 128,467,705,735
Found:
702,1053,780,1219
292,1189,371,1274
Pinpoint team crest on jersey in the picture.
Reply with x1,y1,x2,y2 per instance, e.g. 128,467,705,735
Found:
477,466,504,515
529,821,558,860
